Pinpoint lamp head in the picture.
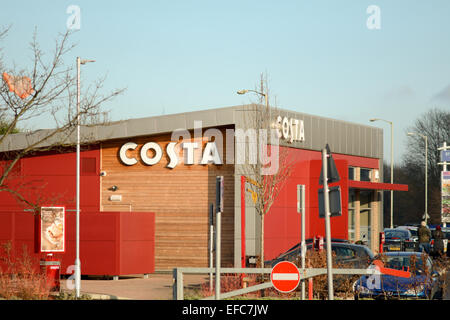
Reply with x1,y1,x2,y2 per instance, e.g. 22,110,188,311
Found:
236,89,248,95
80,59,96,65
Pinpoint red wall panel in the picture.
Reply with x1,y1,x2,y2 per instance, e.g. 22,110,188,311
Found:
264,147,379,260
0,147,155,276
0,211,155,276
0,148,100,211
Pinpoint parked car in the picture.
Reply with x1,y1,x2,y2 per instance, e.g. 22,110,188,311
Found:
396,226,418,242
353,252,442,300
383,228,416,252
265,241,374,292
265,240,373,269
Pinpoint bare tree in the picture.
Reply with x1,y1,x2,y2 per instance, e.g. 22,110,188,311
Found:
238,74,295,266
0,27,124,210
401,108,450,223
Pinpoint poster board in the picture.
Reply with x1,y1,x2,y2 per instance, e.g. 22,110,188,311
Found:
442,172,450,223
40,206,65,253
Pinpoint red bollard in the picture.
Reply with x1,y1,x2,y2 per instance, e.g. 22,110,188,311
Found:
379,232,385,253
40,253,61,292
308,278,313,300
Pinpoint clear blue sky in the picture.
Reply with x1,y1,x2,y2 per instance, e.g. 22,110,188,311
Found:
1,0,449,164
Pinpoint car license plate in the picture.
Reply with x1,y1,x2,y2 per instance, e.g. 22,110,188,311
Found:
389,246,401,251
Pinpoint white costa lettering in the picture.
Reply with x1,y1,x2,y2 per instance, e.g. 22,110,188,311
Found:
119,142,138,166
119,141,223,169
140,142,162,166
273,116,305,143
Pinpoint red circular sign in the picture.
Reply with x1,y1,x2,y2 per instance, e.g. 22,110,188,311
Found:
271,261,301,293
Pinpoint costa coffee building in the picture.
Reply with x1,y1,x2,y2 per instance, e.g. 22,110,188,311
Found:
0,105,407,274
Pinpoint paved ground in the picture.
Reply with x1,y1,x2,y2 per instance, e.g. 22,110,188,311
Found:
68,273,209,300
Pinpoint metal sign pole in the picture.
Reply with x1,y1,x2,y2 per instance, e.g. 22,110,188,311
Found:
215,176,224,300
75,57,81,298
209,203,214,293
322,148,334,300
297,185,306,300
215,210,221,300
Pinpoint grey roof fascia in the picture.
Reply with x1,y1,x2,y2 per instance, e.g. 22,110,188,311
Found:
0,104,383,159
0,105,243,153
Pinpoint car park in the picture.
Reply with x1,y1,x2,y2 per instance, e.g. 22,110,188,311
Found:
383,228,416,252
353,252,442,300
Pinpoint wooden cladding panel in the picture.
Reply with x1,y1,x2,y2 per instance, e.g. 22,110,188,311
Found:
100,128,235,270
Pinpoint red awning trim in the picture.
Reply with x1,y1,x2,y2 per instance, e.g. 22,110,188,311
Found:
348,180,408,191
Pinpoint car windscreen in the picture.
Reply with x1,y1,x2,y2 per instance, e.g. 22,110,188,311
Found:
379,255,430,273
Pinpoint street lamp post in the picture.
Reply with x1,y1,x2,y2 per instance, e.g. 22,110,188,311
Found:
236,89,268,110
370,118,394,228
407,132,428,224
75,57,95,298
236,87,269,268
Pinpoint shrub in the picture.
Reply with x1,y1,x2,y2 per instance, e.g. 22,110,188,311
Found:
0,241,51,300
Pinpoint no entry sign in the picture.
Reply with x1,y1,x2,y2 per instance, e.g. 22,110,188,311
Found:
270,261,300,293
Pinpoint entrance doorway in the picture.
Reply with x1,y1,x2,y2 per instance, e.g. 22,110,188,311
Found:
348,189,373,247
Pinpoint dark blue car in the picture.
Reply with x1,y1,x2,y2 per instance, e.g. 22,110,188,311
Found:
383,228,416,252
353,252,442,300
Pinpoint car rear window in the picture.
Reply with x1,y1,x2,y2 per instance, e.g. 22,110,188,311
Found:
385,230,409,240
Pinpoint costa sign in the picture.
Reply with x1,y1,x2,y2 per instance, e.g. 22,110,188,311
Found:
119,141,222,169
274,116,305,143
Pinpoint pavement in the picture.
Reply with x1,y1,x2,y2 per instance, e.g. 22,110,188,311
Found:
67,272,209,300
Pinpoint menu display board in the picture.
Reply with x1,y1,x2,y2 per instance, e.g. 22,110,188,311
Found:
40,207,65,252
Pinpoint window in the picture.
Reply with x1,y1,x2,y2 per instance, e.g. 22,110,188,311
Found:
360,191,372,246
332,247,356,260
348,167,355,180
360,168,372,182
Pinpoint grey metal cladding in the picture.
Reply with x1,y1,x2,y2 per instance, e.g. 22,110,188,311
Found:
1,104,383,159
96,120,128,141
126,117,157,137
271,107,383,159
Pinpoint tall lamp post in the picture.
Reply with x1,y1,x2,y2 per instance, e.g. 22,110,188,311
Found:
236,87,269,267
370,118,394,228
75,57,95,298
407,132,428,224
